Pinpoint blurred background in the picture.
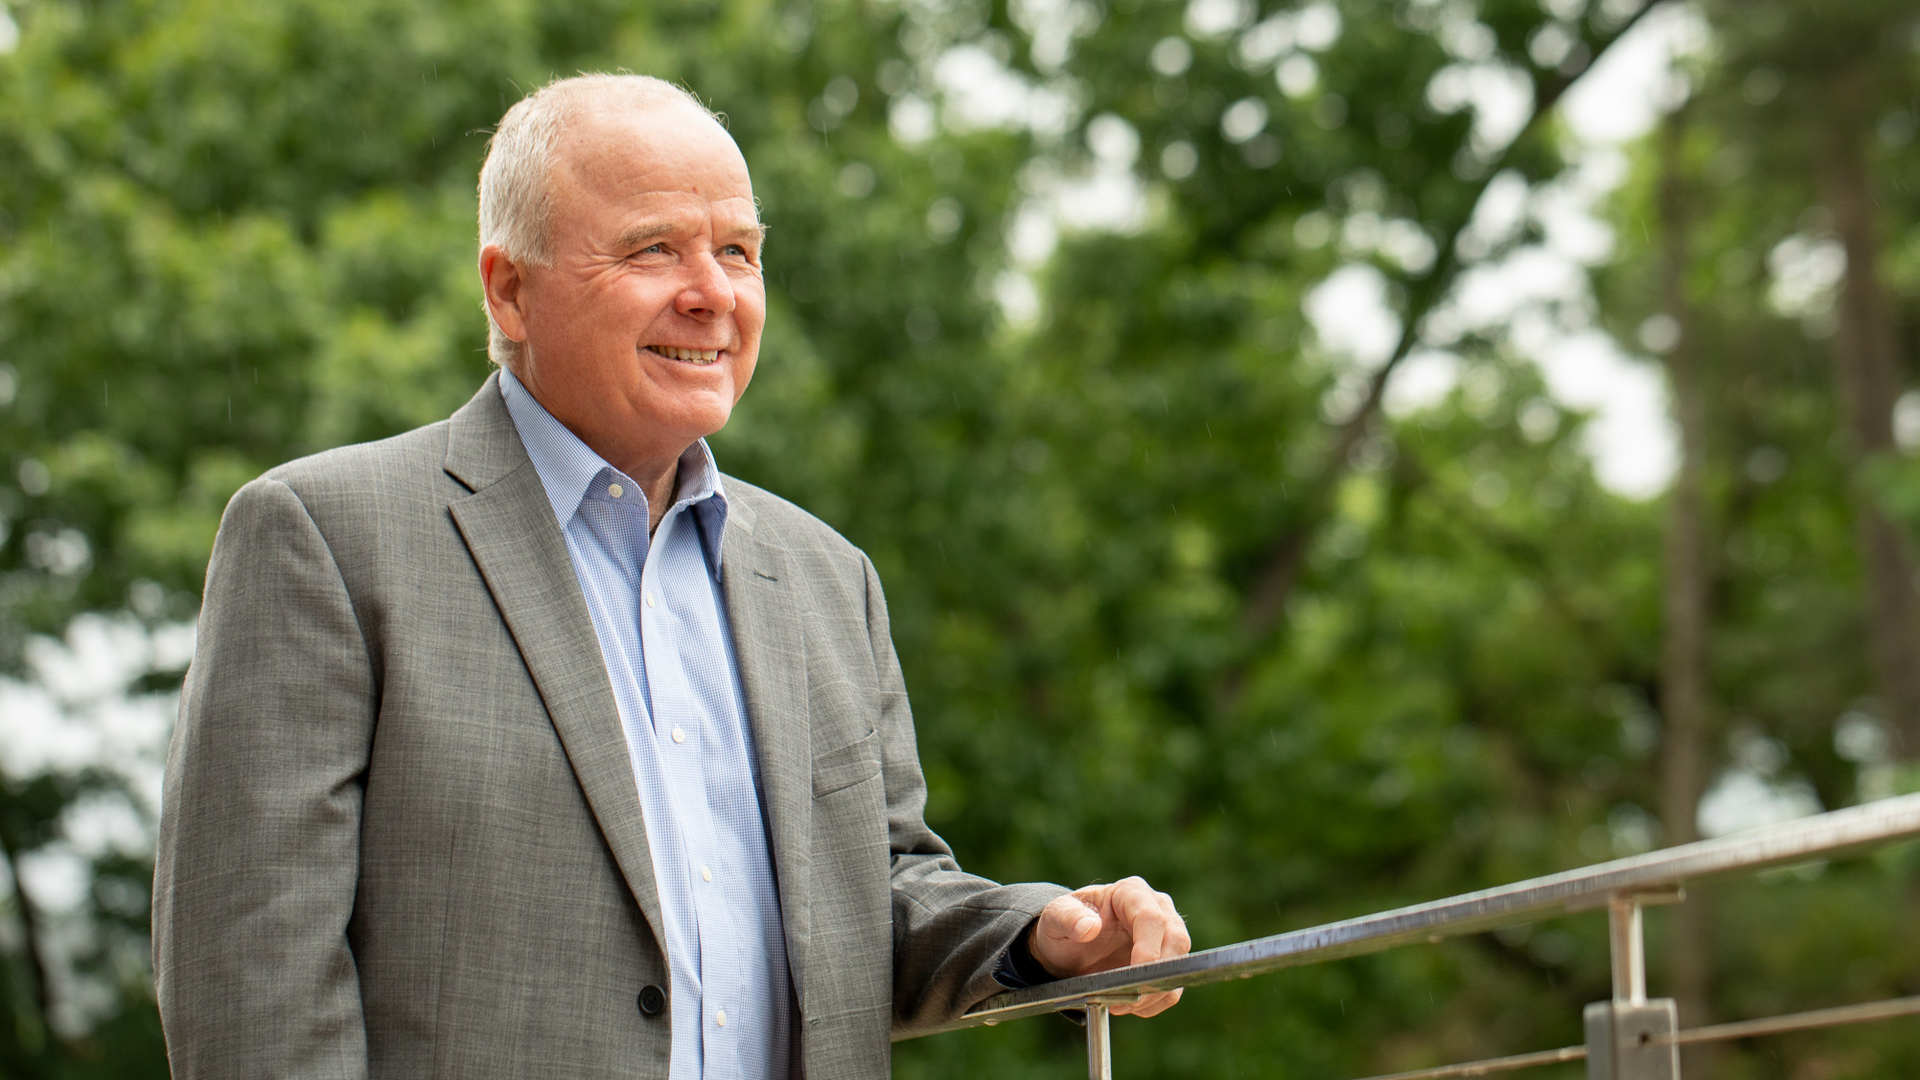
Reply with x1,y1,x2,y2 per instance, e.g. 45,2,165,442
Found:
1,0,1918,1075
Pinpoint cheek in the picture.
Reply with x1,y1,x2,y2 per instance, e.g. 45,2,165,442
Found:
534,282,613,347
730,353,759,403
587,275,671,332
734,287,766,385
736,283,768,339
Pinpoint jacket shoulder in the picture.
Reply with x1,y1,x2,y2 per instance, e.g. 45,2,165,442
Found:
260,421,455,504
216,422,460,552
723,476,867,564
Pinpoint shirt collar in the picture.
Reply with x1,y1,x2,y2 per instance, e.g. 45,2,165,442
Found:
497,366,729,572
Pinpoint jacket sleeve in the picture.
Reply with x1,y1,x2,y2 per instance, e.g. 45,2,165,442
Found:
153,476,376,1079
864,554,1069,1032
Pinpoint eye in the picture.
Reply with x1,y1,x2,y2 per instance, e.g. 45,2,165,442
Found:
722,243,749,257
638,242,666,255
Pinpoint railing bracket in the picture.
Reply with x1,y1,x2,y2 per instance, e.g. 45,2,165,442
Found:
1584,998,1679,1080
1565,884,1685,914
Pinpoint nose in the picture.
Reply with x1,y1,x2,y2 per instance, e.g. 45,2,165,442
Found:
673,251,736,323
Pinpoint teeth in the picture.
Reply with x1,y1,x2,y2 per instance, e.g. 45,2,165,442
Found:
650,346,721,365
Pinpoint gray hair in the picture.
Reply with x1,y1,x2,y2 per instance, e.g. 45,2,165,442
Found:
477,73,718,368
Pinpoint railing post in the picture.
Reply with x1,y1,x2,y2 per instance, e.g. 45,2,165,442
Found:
1086,1002,1112,1080
1608,894,1647,1005
1585,892,1680,1080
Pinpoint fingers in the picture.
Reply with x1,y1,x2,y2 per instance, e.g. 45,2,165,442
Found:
1113,988,1183,1017
1098,877,1188,1016
1032,876,1190,1015
1106,877,1190,969
1030,892,1109,978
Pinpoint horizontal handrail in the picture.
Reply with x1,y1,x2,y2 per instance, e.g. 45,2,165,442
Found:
899,791,1920,1039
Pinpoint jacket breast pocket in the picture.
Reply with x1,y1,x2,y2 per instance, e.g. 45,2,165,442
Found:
811,728,881,799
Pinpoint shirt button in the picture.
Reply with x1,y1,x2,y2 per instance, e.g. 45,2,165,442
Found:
609,483,624,498
701,865,713,882
716,1009,727,1027
671,726,686,744
645,591,657,608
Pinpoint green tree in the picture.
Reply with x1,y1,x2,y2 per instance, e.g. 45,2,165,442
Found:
3,0,1920,1076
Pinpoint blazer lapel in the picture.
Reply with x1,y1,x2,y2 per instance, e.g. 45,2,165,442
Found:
720,495,816,1008
443,376,667,944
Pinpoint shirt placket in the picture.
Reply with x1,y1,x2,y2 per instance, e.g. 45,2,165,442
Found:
575,480,709,1079
643,503,741,1078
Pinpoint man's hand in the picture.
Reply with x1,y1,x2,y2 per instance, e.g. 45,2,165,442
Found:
1029,876,1191,1017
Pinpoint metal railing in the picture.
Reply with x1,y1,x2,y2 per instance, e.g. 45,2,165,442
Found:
898,791,1920,1080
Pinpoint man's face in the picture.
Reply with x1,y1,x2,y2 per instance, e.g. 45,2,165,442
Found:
493,98,766,471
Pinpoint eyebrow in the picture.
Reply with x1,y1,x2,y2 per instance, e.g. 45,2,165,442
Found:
613,221,769,251
613,223,675,251
722,222,770,247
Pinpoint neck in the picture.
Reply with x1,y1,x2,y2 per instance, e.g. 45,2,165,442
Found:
627,455,679,538
506,364,691,537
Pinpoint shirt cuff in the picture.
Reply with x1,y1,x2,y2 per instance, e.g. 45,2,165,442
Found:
992,919,1055,989
992,919,1088,1026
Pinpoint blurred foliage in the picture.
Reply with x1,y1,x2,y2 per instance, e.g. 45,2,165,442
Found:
0,0,1918,1076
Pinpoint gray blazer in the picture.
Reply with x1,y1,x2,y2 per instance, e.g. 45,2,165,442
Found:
153,374,1064,1079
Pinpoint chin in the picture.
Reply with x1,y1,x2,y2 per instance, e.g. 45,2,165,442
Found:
659,400,736,441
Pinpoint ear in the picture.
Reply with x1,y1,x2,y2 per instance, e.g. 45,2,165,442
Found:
480,244,531,345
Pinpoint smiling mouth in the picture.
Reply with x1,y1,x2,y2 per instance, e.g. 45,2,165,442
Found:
644,345,722,366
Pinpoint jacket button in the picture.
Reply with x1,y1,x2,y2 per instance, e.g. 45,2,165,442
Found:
637,985,666,1017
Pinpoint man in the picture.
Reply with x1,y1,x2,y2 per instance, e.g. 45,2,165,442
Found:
154,74,1188,1079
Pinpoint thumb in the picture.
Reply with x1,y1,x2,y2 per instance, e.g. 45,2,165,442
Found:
1047,895,1104,942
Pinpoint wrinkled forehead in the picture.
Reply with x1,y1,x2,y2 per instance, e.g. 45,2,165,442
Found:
554,97,756,211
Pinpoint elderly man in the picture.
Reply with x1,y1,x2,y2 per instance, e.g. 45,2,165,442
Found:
153,74,1188,1079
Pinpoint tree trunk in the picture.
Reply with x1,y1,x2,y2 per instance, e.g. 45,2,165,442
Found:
1821,72,1920,757
0,822,55,1060
1654,108,1715,1071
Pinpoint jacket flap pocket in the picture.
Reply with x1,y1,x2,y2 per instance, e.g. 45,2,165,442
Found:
811,729,880,799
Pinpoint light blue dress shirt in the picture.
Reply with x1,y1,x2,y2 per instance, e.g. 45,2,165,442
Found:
499,369,792,1080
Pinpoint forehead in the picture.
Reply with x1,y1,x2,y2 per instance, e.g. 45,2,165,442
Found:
551,98,757,226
